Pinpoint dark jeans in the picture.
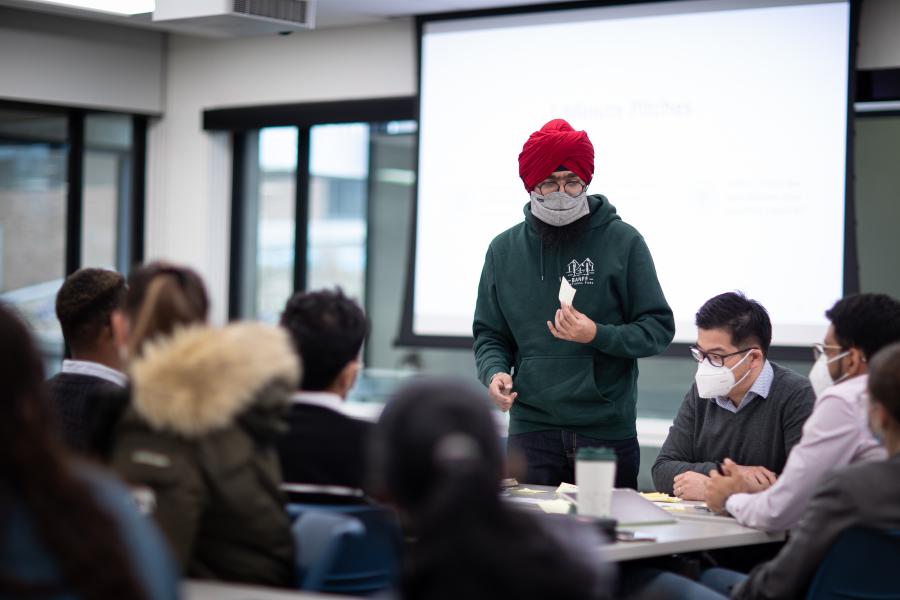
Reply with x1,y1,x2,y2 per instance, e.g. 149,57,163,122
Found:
619,566,746,599
507,430,641,489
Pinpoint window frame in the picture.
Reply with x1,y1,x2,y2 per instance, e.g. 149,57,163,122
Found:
0,99,147,276
204,97,415,320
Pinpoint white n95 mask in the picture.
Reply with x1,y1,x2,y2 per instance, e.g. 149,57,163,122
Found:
808,352,850,398
694,352,752,399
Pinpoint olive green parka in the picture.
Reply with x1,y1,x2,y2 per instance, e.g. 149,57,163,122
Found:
112,322,300,587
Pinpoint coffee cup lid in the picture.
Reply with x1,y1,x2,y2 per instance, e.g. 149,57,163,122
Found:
576,447,616,461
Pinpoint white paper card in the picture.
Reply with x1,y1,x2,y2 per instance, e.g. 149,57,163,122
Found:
556,482,579,495
558,277,577,305
538,499,574,514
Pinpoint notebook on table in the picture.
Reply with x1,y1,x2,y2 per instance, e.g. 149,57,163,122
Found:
559,488,677,527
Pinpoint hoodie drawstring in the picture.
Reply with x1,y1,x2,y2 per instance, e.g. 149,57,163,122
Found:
539,240,545,282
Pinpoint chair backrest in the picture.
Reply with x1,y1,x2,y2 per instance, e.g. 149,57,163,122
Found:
292,506,401,596
806,527,900,600
287,500,384,520
284,486,370,522
293,511,365,590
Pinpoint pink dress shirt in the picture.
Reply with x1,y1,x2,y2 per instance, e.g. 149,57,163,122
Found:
724,374,886,532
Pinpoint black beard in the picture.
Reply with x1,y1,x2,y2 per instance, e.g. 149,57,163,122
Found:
531,214,590,247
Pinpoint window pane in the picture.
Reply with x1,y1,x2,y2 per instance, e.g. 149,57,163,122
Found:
250,126,297,322
307,123,368,304
364,121,417,370
82,114,133,271
0,108,67,360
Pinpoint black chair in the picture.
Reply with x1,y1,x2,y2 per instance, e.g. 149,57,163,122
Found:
292,505,401,596
806,527,900,599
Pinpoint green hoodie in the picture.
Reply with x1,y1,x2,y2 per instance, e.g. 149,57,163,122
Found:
473,194,674,439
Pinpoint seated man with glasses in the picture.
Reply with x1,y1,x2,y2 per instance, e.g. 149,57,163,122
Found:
705,293,900,530
651,292,814,500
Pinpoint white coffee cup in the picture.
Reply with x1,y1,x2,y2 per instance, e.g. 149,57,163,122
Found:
575,447,616,518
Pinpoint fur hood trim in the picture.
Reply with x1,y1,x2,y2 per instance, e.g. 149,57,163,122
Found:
130,322,300,437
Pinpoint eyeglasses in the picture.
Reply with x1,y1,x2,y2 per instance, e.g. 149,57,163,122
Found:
689,345,757,368
536,178,585,197
812,343,845,361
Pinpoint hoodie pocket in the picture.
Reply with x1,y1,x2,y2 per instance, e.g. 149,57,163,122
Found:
513,355,614,427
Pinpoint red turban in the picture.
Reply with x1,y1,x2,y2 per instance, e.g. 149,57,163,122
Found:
518,119,594,192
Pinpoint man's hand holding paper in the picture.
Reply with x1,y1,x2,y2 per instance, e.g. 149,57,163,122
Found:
548,277,597,344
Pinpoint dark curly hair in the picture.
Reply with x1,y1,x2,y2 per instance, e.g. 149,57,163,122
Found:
826,293,900,360
280,288,368,390
55,268,126,354
695,292,772,356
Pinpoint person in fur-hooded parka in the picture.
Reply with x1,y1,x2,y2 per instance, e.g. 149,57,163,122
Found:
111,321,300,587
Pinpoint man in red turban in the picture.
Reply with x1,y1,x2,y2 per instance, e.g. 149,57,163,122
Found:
473,119,675,489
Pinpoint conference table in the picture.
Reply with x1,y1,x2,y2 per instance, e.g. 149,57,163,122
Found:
184,486,784,598
505,485,785,562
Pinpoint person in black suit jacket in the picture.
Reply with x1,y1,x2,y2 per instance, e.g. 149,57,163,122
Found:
46,268,128,454
278,288,372,502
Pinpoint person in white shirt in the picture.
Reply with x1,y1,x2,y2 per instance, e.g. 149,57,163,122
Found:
46,268,128,452
706,293,900,531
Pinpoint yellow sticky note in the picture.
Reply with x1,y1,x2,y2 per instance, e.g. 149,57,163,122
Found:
509,487,543,495
640,492,681,503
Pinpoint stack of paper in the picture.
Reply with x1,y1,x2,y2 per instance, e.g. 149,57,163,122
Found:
509,487,543,496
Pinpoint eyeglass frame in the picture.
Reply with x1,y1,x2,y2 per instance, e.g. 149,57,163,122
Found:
535,175,586,197
812,342,846,362
689,345,758,368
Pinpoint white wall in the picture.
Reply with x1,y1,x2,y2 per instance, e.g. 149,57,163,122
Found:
858,0,900,69
146,21,416,322
0,7,164,113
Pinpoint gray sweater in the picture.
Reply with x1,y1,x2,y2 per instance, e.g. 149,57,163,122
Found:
734,453,900,599
651,362,814,494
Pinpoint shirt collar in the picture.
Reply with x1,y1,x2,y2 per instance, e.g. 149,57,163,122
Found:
713,360,774,413
291,391,345,413
61,359,127,387
748,359,775,399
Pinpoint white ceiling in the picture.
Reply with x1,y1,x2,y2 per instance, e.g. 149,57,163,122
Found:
0,0,590,31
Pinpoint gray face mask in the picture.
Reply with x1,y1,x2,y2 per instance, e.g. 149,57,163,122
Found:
530,190,589,227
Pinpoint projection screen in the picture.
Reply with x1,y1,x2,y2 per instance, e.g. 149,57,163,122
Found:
406,0,852,348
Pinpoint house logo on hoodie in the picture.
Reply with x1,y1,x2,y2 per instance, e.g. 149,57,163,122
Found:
566,258,595,286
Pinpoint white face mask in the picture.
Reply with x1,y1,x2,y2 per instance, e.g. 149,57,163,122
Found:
529,190,589,227
694,351,753,399
808,351,850,398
